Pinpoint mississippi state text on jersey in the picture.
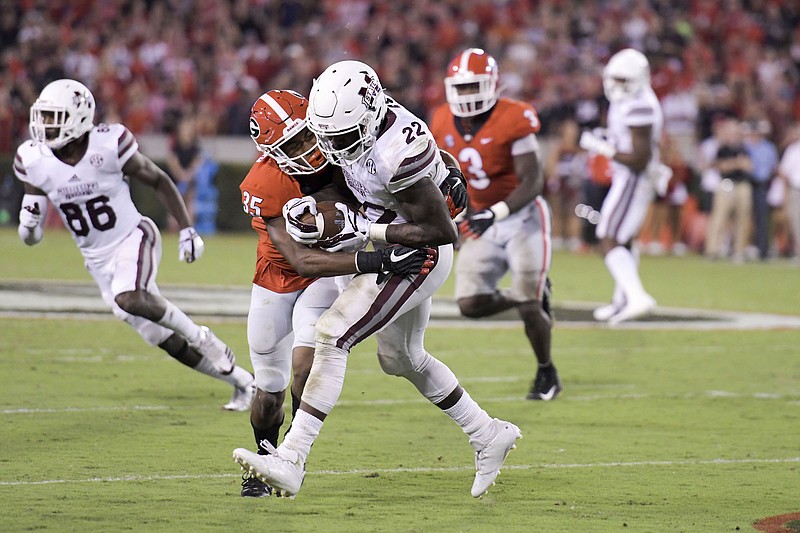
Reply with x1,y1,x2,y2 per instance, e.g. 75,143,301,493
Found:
13,123,142,258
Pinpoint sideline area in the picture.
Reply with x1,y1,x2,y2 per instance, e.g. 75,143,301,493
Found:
3,280,800,330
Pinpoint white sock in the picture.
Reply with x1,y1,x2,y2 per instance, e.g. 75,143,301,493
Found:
157,301,202,343
194,357,252,388
282,409,323,463
442,390,494,449
605,246,647,302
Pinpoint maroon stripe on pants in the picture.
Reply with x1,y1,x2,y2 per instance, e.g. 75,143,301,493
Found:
608,174,639,242
135,219,156,290
343,270,429,350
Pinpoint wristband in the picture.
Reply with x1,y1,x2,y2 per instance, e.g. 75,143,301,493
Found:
489,201,510,221
355,251,382,273
368,223,389,244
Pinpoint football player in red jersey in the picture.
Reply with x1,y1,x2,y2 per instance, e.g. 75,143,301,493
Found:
236,90,434,497
430,48,561,401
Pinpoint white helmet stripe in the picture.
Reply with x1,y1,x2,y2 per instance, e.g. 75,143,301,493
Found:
459,49,473,73
260,93,290,122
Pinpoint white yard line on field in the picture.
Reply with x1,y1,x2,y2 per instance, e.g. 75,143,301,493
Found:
1,456,798,487
3,389,797,415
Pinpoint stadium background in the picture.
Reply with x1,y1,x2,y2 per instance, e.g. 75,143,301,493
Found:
2,0,800,239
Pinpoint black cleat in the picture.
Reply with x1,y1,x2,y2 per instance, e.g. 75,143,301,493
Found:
241,472,272,498
526,365,562,401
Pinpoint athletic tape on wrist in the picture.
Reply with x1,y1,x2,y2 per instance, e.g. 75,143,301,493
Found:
368,223,389,243
489,201,510,221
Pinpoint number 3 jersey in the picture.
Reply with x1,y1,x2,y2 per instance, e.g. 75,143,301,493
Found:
429,97,541,211
13,124,142,259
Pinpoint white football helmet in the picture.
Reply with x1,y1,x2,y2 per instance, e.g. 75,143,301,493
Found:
444,48,499,117
602,49,651,103
306,60,388,166
29,79,96,149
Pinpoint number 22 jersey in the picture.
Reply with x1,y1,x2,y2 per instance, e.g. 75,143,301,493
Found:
13,124,142,259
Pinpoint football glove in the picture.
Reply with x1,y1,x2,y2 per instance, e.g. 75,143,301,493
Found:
459,208,496,238
283,196,321,244
356,245,438,283
439,167,468,219
19,201,42,229
579,130,616,159
317,202,371,253
178,227,204,263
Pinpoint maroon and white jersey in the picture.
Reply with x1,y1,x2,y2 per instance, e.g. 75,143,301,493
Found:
340,98,449,224
13,123,142,259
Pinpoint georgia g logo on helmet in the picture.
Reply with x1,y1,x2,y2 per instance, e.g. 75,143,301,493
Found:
249,117,260,140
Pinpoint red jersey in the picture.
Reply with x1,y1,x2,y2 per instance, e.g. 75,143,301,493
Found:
239,155,316,294
430,97,541,211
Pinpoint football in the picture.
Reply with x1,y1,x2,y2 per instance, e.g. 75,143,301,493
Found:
299,201,346,240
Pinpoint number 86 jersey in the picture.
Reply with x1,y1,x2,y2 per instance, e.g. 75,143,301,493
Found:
13,123,143,259
429,97,541,211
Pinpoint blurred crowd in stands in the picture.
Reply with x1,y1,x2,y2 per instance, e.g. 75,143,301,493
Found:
2,0,800,260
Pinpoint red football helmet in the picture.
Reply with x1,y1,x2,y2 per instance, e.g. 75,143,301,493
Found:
444,48,499,117
249,90,328,175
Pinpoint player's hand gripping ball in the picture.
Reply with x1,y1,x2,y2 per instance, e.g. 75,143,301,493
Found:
298,201,347,241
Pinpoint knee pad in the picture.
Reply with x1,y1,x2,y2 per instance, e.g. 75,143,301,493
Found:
376,349,415,377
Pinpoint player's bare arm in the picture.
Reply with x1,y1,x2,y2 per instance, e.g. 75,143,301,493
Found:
267,215,435,279
265,216,363,277
613,124,652,173
123,151,193,229
386,177,458,246
506,149,543,212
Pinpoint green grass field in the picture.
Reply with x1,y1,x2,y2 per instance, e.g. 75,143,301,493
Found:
1,227,799,532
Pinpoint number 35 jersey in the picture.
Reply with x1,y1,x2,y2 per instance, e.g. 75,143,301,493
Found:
429,97,541,211
13,124,142,259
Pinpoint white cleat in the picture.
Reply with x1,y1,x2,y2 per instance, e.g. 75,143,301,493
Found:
223,377,256,412
607,294,656,325
233,446,305,498
592,302,622,322
471,419,522,498
192,326,235,373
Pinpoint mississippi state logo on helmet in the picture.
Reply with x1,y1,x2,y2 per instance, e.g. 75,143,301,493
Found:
249,90,327,175
444,48,499,117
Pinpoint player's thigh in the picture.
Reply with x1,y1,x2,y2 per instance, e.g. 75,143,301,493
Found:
455,236,507,299
109,217,163,296
317,245,453,351
597,174,654,243
507,222,552,301
248,284,300,392
292,277,342,349
248,284,298,353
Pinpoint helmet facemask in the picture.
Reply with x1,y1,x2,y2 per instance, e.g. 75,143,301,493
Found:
444,75,498,117
310,112,376,166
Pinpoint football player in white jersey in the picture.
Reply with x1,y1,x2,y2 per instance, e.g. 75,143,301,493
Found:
578,49,667,324
14,79,256,411
233,61,521,499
